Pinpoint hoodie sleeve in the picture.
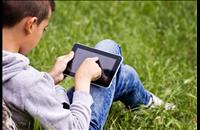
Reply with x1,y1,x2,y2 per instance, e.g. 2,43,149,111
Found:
20,71,93,130
41,72,70,105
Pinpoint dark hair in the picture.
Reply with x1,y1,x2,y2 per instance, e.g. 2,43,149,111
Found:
3,0,55,27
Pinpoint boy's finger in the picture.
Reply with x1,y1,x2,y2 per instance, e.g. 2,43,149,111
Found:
64,51,74,63
57,51,73,61
91,57,99,62
57,51,74,60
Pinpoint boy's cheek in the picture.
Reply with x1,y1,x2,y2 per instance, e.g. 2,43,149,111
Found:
32,31,43,47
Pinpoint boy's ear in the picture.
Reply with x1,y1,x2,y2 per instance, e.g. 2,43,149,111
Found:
24,17,38,34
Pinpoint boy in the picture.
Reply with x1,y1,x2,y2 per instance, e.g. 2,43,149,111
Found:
2,1,175,130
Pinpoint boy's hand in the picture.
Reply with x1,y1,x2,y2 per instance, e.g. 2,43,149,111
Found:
75,57,102,93
48,51,74,85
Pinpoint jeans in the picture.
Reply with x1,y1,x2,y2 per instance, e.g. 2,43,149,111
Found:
67,39,151,130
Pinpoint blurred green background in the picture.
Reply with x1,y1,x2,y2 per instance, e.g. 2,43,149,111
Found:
29,1,197,130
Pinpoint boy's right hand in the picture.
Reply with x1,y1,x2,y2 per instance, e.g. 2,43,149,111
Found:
75,57,102,93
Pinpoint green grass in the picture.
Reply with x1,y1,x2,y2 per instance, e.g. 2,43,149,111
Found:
29,1,197,130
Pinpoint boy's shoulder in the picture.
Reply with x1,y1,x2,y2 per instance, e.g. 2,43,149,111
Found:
8,66,55,91
3,50,43,86
10,66,46,86
4,66,41,89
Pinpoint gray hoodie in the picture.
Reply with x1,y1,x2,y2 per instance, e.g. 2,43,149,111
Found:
3,50,93,130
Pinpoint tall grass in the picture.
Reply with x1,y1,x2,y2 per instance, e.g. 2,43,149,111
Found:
29,1,196,130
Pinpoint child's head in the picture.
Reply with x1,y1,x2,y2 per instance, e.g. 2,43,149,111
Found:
3,0,55,54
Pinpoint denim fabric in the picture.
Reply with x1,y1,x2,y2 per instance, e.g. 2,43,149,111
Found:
67,39,151,130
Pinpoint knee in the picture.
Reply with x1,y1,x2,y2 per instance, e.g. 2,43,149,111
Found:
121,65,139,82
94,39,121,55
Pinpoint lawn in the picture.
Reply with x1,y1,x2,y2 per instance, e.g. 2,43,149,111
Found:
29,1,197,130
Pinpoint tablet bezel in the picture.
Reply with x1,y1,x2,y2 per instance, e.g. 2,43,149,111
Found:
64,43,123,88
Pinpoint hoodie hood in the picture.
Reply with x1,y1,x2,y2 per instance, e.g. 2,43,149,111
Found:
3,50,30,83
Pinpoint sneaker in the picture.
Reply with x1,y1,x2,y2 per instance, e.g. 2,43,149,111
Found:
147,93,176,110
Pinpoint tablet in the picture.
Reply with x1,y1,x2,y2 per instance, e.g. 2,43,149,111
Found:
64,43,123,88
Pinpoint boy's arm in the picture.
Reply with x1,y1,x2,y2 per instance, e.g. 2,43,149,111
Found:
28,53,101,129
23,71,93,130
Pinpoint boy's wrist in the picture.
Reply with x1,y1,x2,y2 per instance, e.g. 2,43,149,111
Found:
48,71,56,84
75,75,91,93
48,71,64,85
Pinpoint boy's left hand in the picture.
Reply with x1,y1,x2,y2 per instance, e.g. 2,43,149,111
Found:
48,51,74,85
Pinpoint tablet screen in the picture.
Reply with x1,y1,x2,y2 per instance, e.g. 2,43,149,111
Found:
64,44,122,87
71,48,116,75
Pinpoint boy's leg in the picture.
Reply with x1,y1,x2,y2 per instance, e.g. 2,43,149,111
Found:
67,39,151,130
94,39,151,108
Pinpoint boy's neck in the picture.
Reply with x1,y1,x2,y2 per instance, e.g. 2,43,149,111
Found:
3,27,21,53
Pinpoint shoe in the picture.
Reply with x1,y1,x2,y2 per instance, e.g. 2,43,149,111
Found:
147,93,176,110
